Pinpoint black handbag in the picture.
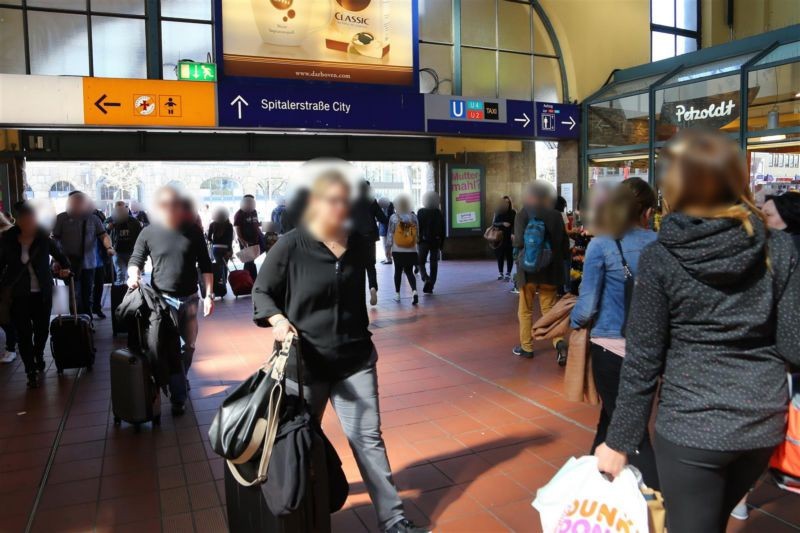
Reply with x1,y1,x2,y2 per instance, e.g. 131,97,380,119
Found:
208,334,293,486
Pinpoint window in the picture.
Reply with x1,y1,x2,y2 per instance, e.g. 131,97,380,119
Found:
49,181,76,198
0,0,213,79
651,0,700,61
420,0,567,101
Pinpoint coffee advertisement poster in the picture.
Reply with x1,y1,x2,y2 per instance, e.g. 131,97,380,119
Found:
221,0,415,86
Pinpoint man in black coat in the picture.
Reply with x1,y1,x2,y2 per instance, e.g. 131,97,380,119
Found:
512,181,570,360
351,180,389,305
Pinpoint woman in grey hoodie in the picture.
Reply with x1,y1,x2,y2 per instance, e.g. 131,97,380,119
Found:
386,195,419,305
595,130,800,533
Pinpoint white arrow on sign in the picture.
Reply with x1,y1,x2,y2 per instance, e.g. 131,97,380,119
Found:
230,95,249,120
514,113,531,128
561,116,577,130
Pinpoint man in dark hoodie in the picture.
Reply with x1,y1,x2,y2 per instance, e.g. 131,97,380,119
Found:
512,181,570,360
351,180,389,306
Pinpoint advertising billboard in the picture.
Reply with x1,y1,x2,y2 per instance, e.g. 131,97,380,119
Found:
220,0,416,86
446,165,485,237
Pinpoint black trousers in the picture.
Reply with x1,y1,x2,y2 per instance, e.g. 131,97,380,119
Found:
590,343,660,489
92,263,106,312
365,239,378,290
494,242,513,274
392,252,417,293
12,293,50,375
73,267,95,315
417,242,440,285
655,432,773,533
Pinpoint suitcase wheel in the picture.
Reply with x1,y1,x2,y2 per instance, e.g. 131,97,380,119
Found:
153,415,161,427
113,416,121,426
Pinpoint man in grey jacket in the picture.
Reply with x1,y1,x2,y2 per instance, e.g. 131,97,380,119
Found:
512,181,570,360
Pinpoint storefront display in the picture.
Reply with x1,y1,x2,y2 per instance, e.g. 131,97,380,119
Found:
582,25,800,199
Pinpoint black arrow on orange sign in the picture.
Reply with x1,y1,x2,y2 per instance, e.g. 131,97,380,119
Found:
94,94,121,115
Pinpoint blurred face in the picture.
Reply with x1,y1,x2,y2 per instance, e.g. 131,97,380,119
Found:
66,194,86,216
17,212,37,234
155,190,183,227
113,206,129,222
241,197,256,212
763,200,787,230
309,181,350,230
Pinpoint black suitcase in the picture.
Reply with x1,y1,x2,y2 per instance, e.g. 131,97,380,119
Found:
213,261,228,298
110,346,161,430
224,429,331,533
50,278,95,375
110,284,129,336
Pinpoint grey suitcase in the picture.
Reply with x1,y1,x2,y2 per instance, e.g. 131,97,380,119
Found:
110,347,161,431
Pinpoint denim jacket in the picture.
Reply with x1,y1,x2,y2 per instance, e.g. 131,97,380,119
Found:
570,228,657,338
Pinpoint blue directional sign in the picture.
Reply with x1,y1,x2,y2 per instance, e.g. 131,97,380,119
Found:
425,95,536,138
217,81,424,133
534,102,580,140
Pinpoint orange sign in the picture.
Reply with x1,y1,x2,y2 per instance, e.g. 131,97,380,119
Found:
83,78,215,127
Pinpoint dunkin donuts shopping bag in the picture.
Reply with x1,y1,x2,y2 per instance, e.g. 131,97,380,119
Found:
533,456,649,533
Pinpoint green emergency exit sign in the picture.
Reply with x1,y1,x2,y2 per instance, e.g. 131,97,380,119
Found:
177,62,217,82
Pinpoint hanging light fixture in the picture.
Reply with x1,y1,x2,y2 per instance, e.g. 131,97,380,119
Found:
767,70,781,130
767,105,780,129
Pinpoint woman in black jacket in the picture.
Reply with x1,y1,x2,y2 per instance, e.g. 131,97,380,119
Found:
492,196,516,280
252,170,428,533
595,130,800,533
0,201,71,388
416,191,445,293
207,207,234,280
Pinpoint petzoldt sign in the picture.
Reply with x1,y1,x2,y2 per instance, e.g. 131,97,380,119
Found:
446,165,485,237
659,90,742,130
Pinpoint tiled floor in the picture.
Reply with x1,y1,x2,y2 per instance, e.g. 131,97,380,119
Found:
1,259,798,532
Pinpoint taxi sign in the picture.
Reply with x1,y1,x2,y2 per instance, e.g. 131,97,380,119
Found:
177,61,217,82
83,78,215,127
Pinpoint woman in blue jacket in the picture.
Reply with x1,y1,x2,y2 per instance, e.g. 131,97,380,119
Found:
570,178,659,488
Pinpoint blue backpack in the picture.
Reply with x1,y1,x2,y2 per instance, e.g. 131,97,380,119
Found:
521,213,552,273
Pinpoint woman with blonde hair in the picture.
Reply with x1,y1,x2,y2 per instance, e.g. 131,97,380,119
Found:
386,194,420,304
252,169,429,533
595,129,800,532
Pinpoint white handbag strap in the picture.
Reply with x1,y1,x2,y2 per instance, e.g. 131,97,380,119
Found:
226,332,295,487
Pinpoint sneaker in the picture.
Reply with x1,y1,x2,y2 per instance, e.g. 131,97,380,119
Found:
512,345,534,359
509,286,520,294
385,519,430,533
556,340,568,367
731,502,749,521
370,287,378,306
171,402,186,416
422,281,433,294
393,293,401,302
504,274,511,282
94,309,107,320
497,274,504,280
26,373,39,389
0,351,16,364
412,291,419,305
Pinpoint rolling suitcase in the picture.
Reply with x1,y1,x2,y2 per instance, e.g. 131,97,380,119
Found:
50,277,95,375
110,343,161,431
224,429,331,533
229,262,254,298
110,284,129,336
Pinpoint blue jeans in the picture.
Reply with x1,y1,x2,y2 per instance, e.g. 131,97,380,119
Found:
112,253,131,286
163,294,199,404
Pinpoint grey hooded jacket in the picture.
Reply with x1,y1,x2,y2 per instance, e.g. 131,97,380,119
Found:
607,213,800,453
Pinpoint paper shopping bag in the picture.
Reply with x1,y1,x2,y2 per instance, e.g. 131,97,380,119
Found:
642,488,665,533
